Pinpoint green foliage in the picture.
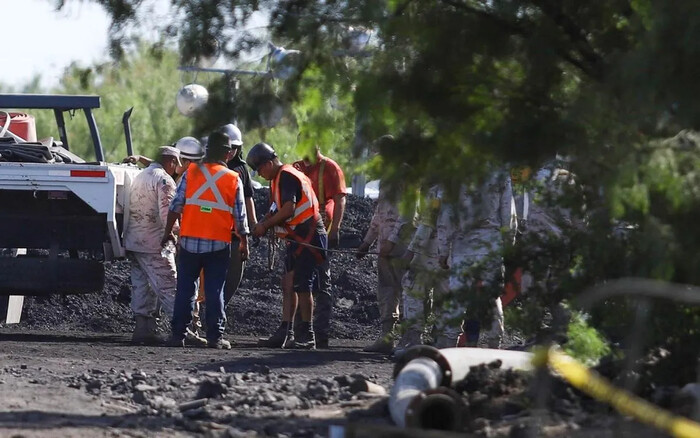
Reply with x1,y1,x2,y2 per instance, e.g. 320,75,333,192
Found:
504,301,547,339
564,311,611,367
81,0,700,382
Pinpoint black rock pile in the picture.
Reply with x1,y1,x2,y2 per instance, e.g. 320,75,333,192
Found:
14,192,381,340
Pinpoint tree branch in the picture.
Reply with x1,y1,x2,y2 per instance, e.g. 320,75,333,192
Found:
439,0,531,37
439,0,604,81
532,0,605,78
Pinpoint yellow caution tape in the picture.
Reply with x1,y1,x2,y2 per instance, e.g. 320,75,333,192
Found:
533,347,700,438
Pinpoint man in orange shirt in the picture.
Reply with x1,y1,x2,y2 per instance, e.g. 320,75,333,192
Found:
293,141,346,348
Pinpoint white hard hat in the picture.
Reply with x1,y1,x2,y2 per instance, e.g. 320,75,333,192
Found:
219,124,243,146
173,136,204,160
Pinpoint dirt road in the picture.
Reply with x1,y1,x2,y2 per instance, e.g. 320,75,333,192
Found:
0,331,394,437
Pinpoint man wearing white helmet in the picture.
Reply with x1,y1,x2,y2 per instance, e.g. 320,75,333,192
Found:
173,136,205,176
189,124,258,334
123,136,204,183
220,124,258,309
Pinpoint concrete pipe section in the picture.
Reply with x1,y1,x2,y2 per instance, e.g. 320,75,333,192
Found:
389,345,533,430
1,248,25,324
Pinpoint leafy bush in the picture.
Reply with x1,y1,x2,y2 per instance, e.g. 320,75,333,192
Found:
564,310,611,367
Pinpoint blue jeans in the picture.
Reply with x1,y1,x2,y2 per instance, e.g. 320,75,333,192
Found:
172,247,230,342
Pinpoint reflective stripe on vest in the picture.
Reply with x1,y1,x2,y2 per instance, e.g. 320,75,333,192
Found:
270,164,319,237
187,164,235,214
181,163,239,243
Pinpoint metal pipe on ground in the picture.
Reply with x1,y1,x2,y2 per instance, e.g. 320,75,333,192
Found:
389,346,533,430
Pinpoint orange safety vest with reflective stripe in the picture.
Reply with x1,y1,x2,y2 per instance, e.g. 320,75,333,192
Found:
270,164,320,238
181,162,240,243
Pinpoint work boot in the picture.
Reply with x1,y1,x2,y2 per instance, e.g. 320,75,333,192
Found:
292,322,316,350
185,328,208,347
258,322,294,348
208,338,232,350
132,316,163,345
363,321,396,354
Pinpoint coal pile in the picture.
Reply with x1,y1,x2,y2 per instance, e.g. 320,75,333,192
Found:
12,191,381,340
233,189,379,339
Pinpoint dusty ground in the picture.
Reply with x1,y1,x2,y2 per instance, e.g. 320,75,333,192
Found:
0,331,669,438
0,332,394,437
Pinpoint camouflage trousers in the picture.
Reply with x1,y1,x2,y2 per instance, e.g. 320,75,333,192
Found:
377,241,408,329
128,251,177,318
401,238,448,333
438,236,505,348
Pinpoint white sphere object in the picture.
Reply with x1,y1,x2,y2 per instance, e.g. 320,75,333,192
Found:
270,47,302,80
176,84,209,117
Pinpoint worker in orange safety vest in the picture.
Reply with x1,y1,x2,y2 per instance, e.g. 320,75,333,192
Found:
162,131,250,350
247,142,328,350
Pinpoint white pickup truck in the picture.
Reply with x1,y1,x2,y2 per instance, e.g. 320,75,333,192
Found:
0,94,141,323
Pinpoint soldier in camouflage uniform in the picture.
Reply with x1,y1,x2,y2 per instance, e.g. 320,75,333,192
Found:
506,162,576,306
357,180,415,353
436,169,516,348
396,185,448,350
123,146,182,344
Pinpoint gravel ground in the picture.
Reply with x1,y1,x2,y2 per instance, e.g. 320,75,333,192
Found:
0,192,687,437
0,332,670,437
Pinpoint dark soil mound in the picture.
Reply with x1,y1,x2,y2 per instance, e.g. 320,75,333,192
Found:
231,190,379,339
14,192,381,340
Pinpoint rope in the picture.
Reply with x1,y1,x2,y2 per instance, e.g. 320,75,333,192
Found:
273,234,431,257
278,235,381,255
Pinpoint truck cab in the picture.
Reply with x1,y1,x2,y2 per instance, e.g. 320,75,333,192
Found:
0,94,141,323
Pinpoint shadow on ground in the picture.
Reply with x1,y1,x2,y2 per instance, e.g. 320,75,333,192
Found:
0,331,127,344
0,411,173,431
195,347,388,373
